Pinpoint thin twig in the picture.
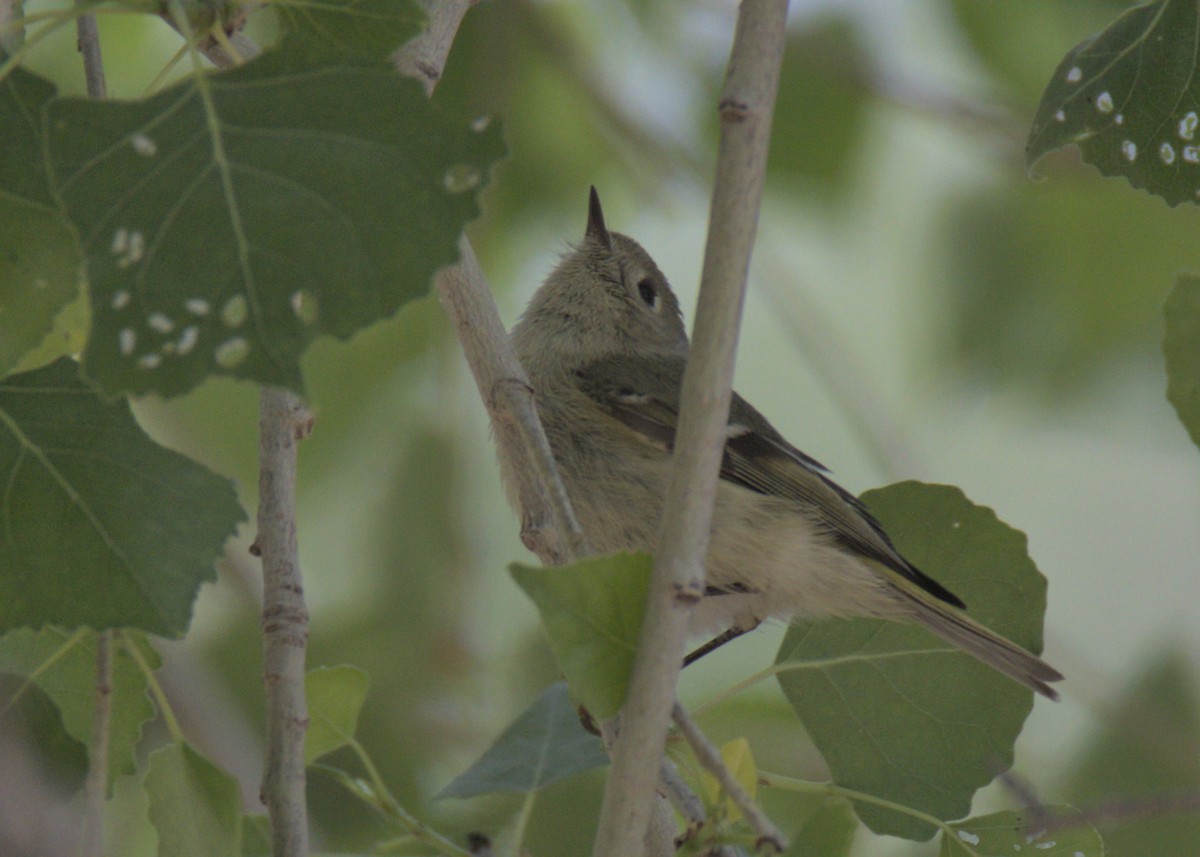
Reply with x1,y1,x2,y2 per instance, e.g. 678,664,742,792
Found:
255,388,314,857
591,3,789,855
75,5,105,98
672,704,786,853
81,632,112,857
0,0,23,56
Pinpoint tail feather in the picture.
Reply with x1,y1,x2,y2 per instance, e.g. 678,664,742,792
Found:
899,589,1063,700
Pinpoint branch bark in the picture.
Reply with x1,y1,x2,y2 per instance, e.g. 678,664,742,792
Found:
591,3,789,855
255,389,313,857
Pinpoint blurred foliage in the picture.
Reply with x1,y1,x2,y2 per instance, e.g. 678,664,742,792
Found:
1063,648,1200,857
940,171,1200,391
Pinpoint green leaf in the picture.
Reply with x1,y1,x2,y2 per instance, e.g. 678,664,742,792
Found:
1063,649,1200,857
305,664,369,765
940,810,1104,857
0,628,158,789
45,36,503,398
0,66,84,376
1026,0,1200,206
145,742,242,857
438,681,608,798
277,0,425,60
0,358,245,634
784,799,857,857
510,552,652,720
776,482,1048,840
1165,273,1200,450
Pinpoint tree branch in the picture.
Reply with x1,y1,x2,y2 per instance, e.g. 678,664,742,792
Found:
672,703,786,852
255,389,313,857
591,3,789,855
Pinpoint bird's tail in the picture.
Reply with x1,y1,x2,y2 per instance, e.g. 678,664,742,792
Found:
896,585,1063,700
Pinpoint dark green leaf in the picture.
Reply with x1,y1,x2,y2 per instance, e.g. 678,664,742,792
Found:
776,482,1048,840
0,358,245,634
439,681,608,798
510,553,652,720
0,628,159,789
277,0,425,60
145,742,242,857
305,664,368,765
46,38,503,397
1063,649,1200,857
1026,0,1200,206
0,66,83,376
1165,273,1200,450
940,810,1104,857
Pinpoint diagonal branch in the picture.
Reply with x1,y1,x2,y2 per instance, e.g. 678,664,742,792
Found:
591,2,789,855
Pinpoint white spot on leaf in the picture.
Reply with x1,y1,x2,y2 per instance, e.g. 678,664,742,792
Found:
221,294,248,327
1161,141,1177,165
215,337,249,368
1054,109,1066,123
118,328,136,356
111,227,128,255
957,831,981,845
148,312,173,333
1185,146,1199,164
443,163,480,194
137,353,161,369
176,326,199,355
471,115,491,133
1180,111,1199,140
115,230,145,269
1066,66,1082,83
112,290,131,310
290,290,318,325
1114,113,1124,125
1095,91,1113,113
1121,140,1137,161
131,133,157,156
185,298,210,316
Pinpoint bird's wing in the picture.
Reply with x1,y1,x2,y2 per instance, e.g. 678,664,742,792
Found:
573,354,965,607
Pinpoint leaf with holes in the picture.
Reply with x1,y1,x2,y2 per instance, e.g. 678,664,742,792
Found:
940,810,1103,857
438,682,608,798
1165,273,1200,451
776,482,1050,841
0,67,84,376
1026,0,1200,206
0,628,159,789
0,358,245,634
45,35,503,397
510,553,651,721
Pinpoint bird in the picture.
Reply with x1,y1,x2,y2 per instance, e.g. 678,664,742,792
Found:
508,186,1062,699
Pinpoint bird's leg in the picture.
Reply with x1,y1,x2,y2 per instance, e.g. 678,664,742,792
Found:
683,620,761,667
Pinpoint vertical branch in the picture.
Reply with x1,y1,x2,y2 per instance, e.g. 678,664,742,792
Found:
75,10,109,855
255,389,313,857
0,0,24,56
81,634,112,857
591,3,789,856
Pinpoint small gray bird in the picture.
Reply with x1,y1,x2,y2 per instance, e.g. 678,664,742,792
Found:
509,187,1062,699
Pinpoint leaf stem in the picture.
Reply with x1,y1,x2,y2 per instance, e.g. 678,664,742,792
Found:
122,632,185,744
758,772,980,856
345,738,472,857
0,627,89,719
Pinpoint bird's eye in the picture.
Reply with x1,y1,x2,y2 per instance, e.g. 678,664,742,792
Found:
637,278,657,308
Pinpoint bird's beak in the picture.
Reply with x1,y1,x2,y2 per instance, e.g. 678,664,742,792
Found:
586,186,613,250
